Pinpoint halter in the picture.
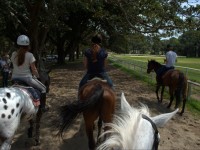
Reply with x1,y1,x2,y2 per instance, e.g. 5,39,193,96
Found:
142,114,159,150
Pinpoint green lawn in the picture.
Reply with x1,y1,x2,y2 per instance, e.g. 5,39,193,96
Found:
110,54,200,83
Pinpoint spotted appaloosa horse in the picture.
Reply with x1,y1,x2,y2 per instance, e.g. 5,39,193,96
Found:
0,68,51,150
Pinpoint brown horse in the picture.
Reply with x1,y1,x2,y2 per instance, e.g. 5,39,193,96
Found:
57,79,116,150
147,60,188,115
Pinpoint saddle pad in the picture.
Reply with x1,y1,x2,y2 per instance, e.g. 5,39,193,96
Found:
12,85,41,106
88,77,107,83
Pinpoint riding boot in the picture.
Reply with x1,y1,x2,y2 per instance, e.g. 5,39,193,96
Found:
40,93,49,112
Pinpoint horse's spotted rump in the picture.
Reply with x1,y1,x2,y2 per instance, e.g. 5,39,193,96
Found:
8,115,11,119
2,98,7,104
1,114,5,118
4,105,8,110
6,92,11,98
11,109,15,115
16,103,20,108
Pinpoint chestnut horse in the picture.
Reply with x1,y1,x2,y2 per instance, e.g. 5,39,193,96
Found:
57,79,116,150
147,60,188,115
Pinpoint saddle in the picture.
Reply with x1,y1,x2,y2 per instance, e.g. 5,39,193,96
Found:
12,79,41,106
156,66,174,84
88,74,107,83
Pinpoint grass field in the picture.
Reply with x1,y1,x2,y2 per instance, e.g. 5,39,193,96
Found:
109,54,200,83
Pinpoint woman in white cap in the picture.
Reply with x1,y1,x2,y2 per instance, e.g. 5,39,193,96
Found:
11,35,48,112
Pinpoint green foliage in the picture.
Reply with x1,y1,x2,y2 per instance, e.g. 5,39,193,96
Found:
179,30,200,57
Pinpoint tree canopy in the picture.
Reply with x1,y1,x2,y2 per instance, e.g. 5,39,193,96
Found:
0,0,199,63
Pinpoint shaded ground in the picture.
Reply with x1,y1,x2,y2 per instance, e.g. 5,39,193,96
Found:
12,61,200,150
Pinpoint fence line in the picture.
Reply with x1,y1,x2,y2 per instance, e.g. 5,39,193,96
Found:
109,56,200,100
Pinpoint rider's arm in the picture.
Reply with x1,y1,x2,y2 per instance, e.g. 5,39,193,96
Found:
83,56,88,69
30,62,39,78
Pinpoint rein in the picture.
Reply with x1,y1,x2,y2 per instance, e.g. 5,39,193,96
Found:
142,114,159,150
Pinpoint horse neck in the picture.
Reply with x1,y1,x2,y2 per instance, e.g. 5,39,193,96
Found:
132,118,155,149
153,62,162,72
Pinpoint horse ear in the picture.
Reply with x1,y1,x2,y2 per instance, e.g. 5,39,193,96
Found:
120,92,131,110
150,109,179,127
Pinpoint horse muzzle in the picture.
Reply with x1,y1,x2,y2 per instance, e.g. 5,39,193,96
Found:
147,69,151,74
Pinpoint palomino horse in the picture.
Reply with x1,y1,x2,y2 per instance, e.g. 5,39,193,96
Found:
57,79,116,150
147,60,188,115
97,93,178,150
0,67,51,150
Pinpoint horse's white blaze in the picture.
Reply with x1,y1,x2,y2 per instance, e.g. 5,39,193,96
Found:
0,87,37,150
97,92,178,150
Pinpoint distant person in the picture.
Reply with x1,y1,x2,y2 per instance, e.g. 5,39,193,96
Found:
164,44,177,69
1,54,11,87
11,35,48,112
157,44,177,84
78,33,113,90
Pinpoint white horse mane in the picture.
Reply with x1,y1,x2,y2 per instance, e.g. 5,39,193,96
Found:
98,103,150,149
97,92,178,150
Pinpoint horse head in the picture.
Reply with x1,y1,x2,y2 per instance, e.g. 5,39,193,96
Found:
38,58,51,93
147,60,162,74
39,69,51,93
97,93,178,150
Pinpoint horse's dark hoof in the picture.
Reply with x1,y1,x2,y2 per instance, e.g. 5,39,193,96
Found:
34,139,40,146
179,112,183,116
25,138,39,147
41,107,49,113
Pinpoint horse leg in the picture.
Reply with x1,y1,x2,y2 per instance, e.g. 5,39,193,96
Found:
167,88,174,108
175,89,181,109
97,118,102,140
28,119,34,138
0,137,13,150
180,82,188,115
34,109,43,145
160,86,165,103
156,85,161,102
85,121,95,150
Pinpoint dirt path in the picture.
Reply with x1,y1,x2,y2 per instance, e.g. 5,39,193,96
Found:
12,62,200,150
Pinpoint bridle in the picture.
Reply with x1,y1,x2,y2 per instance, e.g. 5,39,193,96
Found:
142,114,160,150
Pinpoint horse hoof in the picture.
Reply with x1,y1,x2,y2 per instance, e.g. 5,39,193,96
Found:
25,139,38,147
179,112,183,116
34,139,40,146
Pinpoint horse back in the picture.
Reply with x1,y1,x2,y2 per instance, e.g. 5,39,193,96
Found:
79,79,116,120
162,69,187,87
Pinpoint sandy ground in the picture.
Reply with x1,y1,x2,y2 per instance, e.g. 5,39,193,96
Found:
11,61,200,150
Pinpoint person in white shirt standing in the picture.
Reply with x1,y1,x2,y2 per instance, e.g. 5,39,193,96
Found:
164,44,177,69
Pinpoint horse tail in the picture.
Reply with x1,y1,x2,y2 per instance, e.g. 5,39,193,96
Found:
176,72,184,106
57,84,104,138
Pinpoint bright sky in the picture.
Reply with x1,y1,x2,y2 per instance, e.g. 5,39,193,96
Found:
184,0,200,6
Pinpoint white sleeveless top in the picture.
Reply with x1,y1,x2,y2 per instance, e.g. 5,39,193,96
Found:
11,51,36,78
